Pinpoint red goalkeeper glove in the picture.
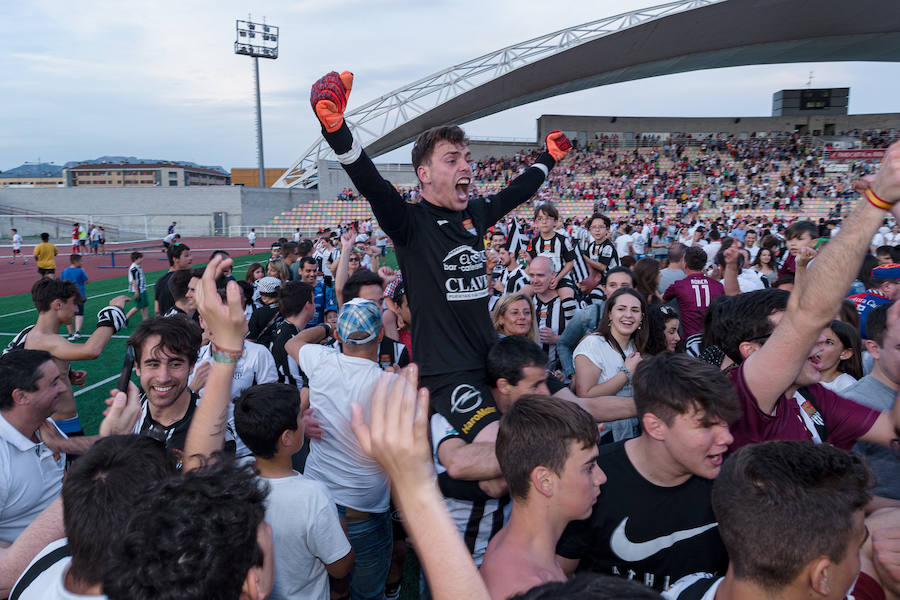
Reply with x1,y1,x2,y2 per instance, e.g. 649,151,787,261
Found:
310,71,354,133
545,129,572,162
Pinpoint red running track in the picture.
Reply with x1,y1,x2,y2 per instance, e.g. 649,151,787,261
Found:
0,236,280,297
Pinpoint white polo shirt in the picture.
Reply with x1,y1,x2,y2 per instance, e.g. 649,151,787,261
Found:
10,537,107,599
0,414,66,544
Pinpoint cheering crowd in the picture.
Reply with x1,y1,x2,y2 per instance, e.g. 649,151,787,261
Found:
0,69,899,600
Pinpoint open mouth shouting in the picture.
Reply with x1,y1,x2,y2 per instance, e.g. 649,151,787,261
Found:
455,177,470,201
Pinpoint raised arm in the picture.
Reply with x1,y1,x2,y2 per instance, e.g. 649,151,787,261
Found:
334,230,354,307
743,142,900,414
40,297,130,361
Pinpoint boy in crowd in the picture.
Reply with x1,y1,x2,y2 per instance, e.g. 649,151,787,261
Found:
126,251,148,323
556,353,738,592
580,213,619,301
163,268,201,319
247,276,284,348
480,395,603,599
33,232,57,278
4,278,128,438
778,220,818,277
248,227,257,254
271,280,315,394
154,242,192,316
526,203,578,301
59,254,88,340
848,263,900,338
234,383,354,599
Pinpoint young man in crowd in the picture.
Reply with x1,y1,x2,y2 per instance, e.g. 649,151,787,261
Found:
311,69,570,447
32,232,57,278
556,353,738,592
126,251,149,323
271,280,316,394
657,243,686,295
662,246,725,355
154,242,192,316
59,254,88,340
492,237,531,298
163,267,201,319
247,276,283,348
299,256,337,327
283,240,301,281
4,278,128,438
529,256,573,371
286,298,393,600
778,220,818,277
234,382,354,599
663,441,881,600
480,395,603,599
10,435,172,599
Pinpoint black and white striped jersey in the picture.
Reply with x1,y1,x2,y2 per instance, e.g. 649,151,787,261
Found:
533,294,569,366
500,265,530,295
585,239,620,270
528,233,577,274
3,325,33,355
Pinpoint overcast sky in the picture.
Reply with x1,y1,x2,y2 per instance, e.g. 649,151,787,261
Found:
2,0,898,172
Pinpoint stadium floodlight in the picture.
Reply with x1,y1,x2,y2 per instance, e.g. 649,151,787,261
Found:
234,17,279,187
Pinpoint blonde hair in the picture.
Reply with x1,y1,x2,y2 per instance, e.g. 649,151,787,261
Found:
492,293,539,344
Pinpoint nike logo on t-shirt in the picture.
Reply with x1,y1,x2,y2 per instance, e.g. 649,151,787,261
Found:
610,517,717,562
437,220,449,226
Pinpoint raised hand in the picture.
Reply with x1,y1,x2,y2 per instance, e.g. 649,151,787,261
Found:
310,71,354,133
545,129,573,162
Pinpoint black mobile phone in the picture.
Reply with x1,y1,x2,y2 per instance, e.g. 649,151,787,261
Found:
117,344,135,392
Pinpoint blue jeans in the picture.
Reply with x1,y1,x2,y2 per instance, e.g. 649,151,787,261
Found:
337,506,393,600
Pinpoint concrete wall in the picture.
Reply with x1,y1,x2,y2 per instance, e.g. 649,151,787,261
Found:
0,187,243,241
317,160,419,201
240,187,318,226
537,113,900,142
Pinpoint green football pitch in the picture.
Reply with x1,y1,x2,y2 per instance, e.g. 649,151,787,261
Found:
0,254,274,435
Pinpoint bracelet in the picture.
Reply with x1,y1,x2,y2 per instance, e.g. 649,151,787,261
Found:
322,323,333,339
210,343,243,364
619,366,632,383
865,188,894,211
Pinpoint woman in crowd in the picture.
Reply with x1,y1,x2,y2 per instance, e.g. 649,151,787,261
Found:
573,287,648,442
633,257,663,305
492,293,539,344
750,247,777,282
817,319,863,393
266,259,290,284
644,304,682,355
244,262,265,283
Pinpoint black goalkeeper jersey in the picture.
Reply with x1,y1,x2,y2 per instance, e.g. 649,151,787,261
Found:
323,124,556,376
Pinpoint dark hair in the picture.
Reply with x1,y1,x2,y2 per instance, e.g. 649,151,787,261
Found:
278,280,314,319
343,269,383,302
31,277,80,311
486,336,548,387
234,383,301,459
837,299,861,331
620,255,636,269
784,220,817,241
632,258,660,304
166,242,190,267
511,573,662,600
40,232,49,241
167,269,194,302
282,241,299,257
244,262,264,283
496,395,599,501
128,317,202,367
534,203,560,221
713,441,871,591
632,353,740,426
236,280,254,307
667,243,686,264
130,251,143,262
0,349,53,410
856,254,880,290
411,125,469,172
63,436,173,585
491,230,506,240
825,320,863,379
705,289,790,364
588,213,611,229
751,246,775,268
209,250,229,262
299,256,317,271
604,266,636,288
644,305,680,355
69,254,82,264
865,301,894,345
684,246,708,272
103,457,269,600
596,288,649,352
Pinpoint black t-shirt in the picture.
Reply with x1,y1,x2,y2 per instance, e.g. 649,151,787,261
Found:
556,441,728,592
155,270,176,316
247,304,281,350
323,123,555,378
136,392,236,462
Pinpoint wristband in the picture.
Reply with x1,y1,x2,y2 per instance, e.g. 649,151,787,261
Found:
210,343,243,364
619,366,632,383
96,306,127,333
322,323,333,339
865,188,894,211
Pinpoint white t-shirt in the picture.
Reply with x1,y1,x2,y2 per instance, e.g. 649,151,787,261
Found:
12,233,23,249
190,341,277,457
298,344,391,513
293,230,302,242
615,234,634,257
819,372,858,394
163,232,176,244
264,473,352,600
10,537,108,600
0,415,66,544
631,232,646,255
704,241,721,268
736,269,767,293
573,334,635,397
248,231,257,244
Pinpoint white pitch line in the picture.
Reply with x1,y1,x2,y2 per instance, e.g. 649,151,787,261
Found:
74,374,120,397
0,332,133,339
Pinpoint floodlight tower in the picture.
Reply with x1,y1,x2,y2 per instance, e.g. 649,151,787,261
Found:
234,17,279,187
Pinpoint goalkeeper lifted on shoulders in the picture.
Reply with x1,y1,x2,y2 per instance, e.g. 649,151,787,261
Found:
310,70,572,441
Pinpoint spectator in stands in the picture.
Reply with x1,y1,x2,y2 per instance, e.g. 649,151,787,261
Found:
658,243,686,295
493,292,539,343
